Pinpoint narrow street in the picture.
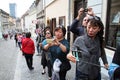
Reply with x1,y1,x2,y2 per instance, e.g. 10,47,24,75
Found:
0,37,110,80
0,38,76,80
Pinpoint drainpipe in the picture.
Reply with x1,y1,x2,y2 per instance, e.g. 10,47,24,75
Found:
67,0,71,43
68,0,71,26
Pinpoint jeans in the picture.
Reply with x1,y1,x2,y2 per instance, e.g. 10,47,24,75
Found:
18,42,21,49
36,44,41,53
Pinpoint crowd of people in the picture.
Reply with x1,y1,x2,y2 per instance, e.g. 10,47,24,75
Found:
7,7,120,80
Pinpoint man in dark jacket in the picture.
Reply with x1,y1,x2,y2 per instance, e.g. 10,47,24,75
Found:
70,8,95,36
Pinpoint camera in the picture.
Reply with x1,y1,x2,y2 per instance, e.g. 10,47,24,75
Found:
83,8,88,12
46,39,54,43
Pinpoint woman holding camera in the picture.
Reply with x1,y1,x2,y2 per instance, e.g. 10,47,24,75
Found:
41,29,53,80
44,26,71,80
67,18,108,80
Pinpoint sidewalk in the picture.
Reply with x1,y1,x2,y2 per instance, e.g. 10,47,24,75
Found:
14,51,49,80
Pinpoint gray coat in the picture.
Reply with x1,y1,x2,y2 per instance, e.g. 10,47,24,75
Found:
72,34,108,79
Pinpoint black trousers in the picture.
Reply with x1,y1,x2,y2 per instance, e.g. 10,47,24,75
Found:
41,52,52,77
59,70,67,80
41,52,47,68
24,53,33,69
47,60,52,77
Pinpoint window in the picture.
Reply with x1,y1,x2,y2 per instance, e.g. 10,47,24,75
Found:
59,16,65,27
106,0,120,49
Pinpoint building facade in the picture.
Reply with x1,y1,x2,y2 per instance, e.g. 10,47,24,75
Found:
36,0,45,30
26,0,120,53
0,9,9,38
21,1,37,37
44,0,71,38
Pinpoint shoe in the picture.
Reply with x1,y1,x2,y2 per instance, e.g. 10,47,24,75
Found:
36,54,41,56
29,67,34,70
48,77,52,80
22,53,25,56
41,70,46,75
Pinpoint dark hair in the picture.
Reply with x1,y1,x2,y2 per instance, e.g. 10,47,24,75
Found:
54,25,66,36
89,18,104,56
44,26,51,32
26,32,31,38
44,26,53,37
45,30,53,37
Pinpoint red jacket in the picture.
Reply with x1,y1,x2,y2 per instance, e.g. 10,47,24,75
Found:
22,38,35,54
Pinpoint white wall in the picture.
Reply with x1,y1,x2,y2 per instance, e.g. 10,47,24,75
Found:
29,12,36,37
25,15,29,32
45,0,69,27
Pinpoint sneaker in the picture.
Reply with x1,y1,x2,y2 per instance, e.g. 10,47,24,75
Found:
41,70,46,75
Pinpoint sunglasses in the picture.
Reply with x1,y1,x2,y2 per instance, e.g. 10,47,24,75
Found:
83,19,89,22
46,32,50,34
89,16,100,21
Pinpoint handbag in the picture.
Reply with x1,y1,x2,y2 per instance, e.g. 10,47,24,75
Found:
60,60,71,71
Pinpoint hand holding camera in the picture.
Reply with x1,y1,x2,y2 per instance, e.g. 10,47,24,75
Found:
76,8,84,20
76,7,94,20
46,38,61,47
46,39,54,43
83,8,88,12
67,53,76,63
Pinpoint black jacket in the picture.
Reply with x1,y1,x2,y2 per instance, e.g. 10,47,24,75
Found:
112,44,120,65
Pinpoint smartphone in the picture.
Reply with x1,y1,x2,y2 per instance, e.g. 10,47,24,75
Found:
72,51,79,61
